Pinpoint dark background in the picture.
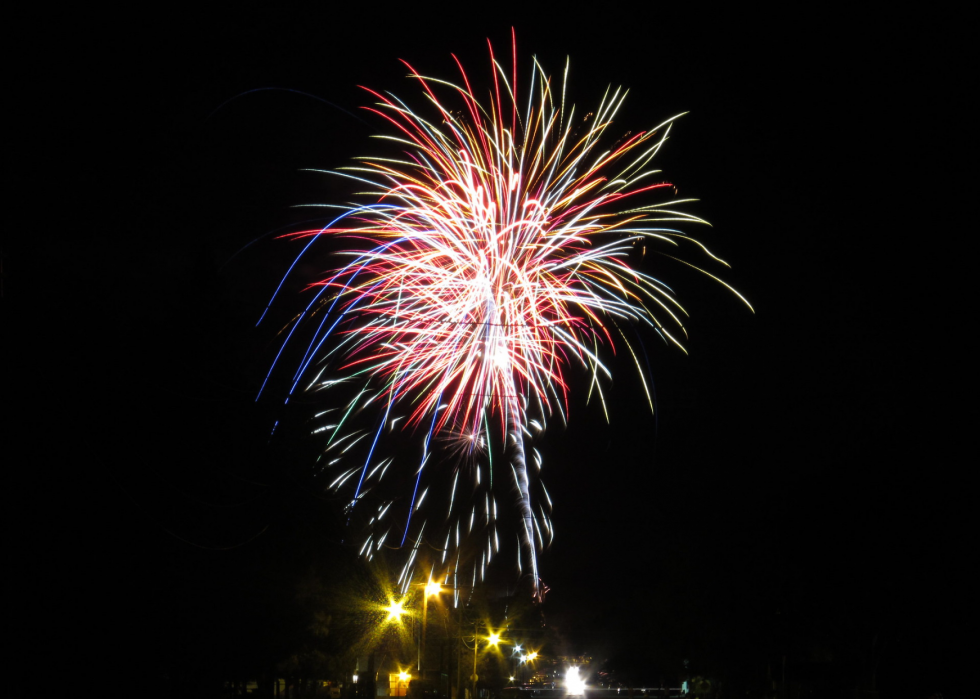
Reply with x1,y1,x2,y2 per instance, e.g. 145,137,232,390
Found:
14,4,970,698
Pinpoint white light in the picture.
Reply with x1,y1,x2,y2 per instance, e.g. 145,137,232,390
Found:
565,667,586,696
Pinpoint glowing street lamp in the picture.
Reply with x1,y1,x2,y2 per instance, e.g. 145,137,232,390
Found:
472,630,504,699
384,599,408,623
391,671,412,697
379,595,414,696
565,667,586,697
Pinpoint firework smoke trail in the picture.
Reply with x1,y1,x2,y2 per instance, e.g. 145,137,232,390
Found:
258,33,751,599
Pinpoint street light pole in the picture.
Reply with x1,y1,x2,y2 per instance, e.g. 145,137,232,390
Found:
470,627,500,699
421,580,442,682
472,627,478,699
421,591,428,678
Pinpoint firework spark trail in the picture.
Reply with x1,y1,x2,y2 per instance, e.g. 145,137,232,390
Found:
259,33,751,598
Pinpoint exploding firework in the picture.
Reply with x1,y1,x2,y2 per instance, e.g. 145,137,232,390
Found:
258,34,750,599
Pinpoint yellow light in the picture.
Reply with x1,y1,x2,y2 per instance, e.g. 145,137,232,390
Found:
528,652,538,661
487,633,500,646
425,581,442,597
384,599,407,622
398,672,411,682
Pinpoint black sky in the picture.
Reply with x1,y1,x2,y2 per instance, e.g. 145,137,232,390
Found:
15,5,972,697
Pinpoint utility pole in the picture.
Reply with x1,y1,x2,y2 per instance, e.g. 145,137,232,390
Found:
421,588,429,680
455,604,462,699
468,622,502,699
472,622,479,699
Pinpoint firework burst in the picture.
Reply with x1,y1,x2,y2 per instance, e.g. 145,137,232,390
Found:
258,34,751,599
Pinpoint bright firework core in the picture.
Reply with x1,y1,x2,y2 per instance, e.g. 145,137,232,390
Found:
260,33,750,598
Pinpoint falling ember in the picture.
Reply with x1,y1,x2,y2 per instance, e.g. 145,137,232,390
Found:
258,31,751,598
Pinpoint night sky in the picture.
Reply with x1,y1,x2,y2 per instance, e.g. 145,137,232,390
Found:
15,6,971,698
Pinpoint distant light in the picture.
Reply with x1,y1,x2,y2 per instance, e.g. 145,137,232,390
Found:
352,676,359,683
399,672,411,682
425,581,443,597
385,599,407,622
488,633,501,646
565,667,585,695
